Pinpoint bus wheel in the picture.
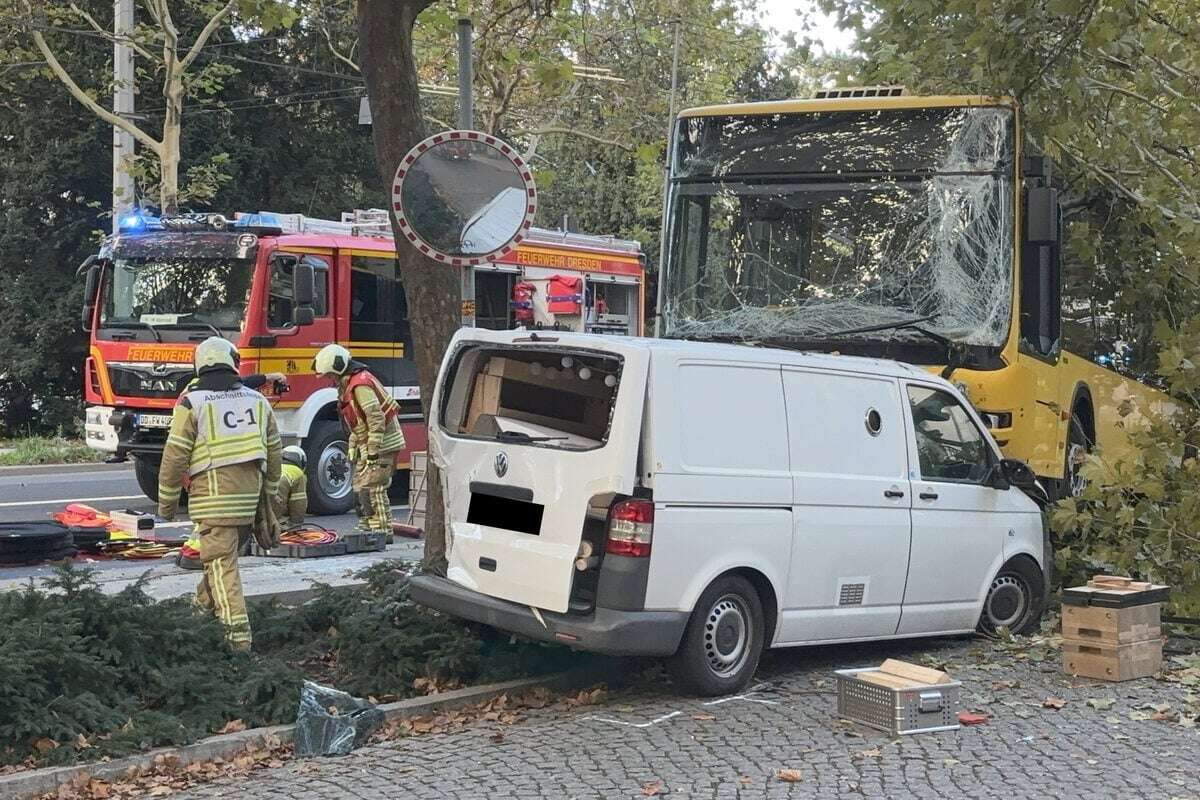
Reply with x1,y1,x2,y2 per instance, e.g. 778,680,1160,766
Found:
1063,415,1091,498
304,421,355,516
133,455,160,503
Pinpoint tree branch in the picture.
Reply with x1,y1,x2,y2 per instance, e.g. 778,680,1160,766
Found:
67,3,156,61
180,0,236,70
322,22,360,72
518,125,633,151
27,28,161,154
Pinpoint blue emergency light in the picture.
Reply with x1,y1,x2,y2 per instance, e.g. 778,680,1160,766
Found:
118,211,162,232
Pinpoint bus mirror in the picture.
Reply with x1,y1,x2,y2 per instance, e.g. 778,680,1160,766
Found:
1026,187,1059,244
80,259,100,332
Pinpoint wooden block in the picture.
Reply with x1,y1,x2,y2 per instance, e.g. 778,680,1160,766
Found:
464,373,502,433
857,671,924,690
878,659,950,684
1062,603,1160,646
1062,639,1162,681
1089,575,1151,591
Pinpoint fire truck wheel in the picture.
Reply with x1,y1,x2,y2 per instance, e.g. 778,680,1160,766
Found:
304,421,356,516
133,456,161,504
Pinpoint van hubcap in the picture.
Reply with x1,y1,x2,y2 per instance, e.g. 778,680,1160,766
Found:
318,442,352,501
985,575,1028,630
704,595,750,677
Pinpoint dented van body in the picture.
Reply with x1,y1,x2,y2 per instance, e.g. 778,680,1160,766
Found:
410,329,1048,695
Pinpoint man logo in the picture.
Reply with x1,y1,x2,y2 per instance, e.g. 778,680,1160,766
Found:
494,452,508,478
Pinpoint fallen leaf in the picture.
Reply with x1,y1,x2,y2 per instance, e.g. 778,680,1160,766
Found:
739,775,753,785
218,719,247,735
991,680,1019,690
642,779,664,796
489,731,505,744
1043,697,1067,710
852,747,882,758
776,768,804,783
1087,698,1116,711
692,713,716,721
33,738,58,754
147,787,173,796
957,711,990,725
942,758,961,767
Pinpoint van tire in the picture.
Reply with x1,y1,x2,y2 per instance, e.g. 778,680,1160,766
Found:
979,558,1044,636
669,575,765,697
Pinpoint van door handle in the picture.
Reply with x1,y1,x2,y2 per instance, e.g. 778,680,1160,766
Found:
919,491,939,500
884,489,905,499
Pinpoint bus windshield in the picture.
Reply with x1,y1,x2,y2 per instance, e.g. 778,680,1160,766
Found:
663,106,1016,350
100,256,254,336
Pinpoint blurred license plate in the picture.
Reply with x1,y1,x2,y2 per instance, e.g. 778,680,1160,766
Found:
137,413,173,429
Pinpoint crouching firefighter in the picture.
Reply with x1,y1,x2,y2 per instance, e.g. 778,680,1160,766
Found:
312,344,405,535
159,337,282,649
275,445,309,526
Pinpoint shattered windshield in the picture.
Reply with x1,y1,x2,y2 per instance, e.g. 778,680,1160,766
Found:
100,257,254,333
663,106,1015,349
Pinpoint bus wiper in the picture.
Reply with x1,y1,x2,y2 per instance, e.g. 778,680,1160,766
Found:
495,430,567,444
142,321,164,343
827,314,941,338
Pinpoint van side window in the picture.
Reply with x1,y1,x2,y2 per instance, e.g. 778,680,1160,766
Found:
906,386,991,483
268,255,328,329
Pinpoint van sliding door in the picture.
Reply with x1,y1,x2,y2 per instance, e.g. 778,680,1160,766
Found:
776,370,913,644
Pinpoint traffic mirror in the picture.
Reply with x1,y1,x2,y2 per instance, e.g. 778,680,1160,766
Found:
391,130,537,265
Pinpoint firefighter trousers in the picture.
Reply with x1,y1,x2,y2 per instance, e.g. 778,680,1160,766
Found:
194,525,252,649
353,459,395,534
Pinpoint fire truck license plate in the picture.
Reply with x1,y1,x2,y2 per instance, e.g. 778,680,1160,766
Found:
137,413,173,429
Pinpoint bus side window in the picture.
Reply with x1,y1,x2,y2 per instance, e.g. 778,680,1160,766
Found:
268,255,328,329
1019,193,1062,359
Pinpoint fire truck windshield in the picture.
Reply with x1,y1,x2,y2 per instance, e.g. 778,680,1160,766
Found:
99,256,254,338
662,105,1015,352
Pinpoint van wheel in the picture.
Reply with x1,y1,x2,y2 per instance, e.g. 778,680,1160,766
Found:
669,575,764,696
979,558,1044,635
304,421,355,515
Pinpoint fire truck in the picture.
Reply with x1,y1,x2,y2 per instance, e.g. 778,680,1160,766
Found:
80,210,645,513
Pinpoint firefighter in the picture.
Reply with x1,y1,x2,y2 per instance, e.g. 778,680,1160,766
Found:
275,445,309,526
177,339,288,394
312,344,405,535
159,336,282,649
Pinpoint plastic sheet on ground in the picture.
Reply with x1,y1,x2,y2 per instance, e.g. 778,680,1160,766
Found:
294,680,385,757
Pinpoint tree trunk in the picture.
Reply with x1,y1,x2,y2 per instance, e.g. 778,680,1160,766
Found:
160,76,184,213
358,0,461,575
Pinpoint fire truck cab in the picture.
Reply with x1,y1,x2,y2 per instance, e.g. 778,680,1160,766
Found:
80,210,644,514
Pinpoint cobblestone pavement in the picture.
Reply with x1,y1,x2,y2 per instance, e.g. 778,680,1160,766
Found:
178,636,1200,799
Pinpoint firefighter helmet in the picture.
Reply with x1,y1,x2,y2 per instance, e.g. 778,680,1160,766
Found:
194,337,237,374
312,343,352,376
282,445,307,470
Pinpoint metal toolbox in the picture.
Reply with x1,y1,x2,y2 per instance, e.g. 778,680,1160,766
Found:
342,532,387,553
835,665,961,735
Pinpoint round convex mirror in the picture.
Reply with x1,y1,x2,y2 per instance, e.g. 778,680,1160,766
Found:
391,130,537,265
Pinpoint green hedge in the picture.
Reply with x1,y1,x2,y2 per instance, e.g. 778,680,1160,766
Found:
0,563,579,767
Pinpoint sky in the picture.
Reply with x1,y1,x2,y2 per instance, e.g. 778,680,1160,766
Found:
750,0,859,55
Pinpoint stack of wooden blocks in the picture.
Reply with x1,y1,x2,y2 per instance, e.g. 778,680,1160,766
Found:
1061,575,1169,681
408,451,427,530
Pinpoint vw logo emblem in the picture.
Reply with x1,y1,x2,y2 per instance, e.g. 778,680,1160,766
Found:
494,452,509,478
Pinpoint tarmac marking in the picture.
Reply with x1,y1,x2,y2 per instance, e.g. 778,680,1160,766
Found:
582,711,682,729
0,494,146,509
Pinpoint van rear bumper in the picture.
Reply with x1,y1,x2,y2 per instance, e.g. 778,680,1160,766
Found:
409,575,688,657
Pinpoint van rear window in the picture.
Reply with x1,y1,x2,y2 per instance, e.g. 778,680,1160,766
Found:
438,345,622,450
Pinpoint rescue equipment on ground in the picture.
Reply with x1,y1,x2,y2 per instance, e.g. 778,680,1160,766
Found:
546,275,583,314
0,521,77,564
279,527,339,546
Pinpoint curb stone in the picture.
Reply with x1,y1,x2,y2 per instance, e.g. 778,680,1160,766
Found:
0,664,619,800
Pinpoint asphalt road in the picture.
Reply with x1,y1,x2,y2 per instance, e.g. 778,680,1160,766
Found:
0,461,365,528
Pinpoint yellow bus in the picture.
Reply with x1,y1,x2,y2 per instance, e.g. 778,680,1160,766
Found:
657,90,1164,499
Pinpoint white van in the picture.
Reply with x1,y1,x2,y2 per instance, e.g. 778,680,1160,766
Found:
410,329,1049,695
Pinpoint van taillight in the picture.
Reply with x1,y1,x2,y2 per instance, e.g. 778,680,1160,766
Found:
606,499,654,558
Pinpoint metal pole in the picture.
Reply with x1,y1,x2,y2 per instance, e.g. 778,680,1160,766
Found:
113,0,135,230
653,18,682,337
457,17,474,130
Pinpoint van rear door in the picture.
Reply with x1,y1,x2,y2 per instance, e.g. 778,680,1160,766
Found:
431,333,648,613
